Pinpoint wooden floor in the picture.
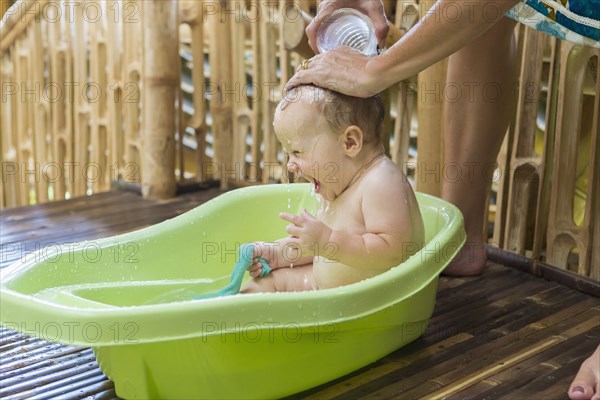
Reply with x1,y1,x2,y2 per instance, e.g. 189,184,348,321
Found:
1,190,598,400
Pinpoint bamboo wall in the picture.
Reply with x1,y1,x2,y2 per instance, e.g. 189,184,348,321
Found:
1,0,143,205
1,0,598,279
493,28,599,280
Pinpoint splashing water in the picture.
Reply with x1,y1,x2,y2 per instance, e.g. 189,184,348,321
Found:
283,151,293,210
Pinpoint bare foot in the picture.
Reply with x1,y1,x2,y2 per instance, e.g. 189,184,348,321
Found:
569,345,600,400
442,241,487,276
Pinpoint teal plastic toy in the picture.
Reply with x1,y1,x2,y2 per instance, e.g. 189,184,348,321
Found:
192,243,271,299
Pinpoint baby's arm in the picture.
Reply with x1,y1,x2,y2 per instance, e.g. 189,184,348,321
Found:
281,180,423,269
248,237,313,278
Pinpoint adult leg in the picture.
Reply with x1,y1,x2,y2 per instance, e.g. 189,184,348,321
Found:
569,345,600,400
442,17,518,275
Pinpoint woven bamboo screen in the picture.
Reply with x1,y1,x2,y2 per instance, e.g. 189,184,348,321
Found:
1,0,422,206
1,0,598,279
492,28,599,279
1,0,143,206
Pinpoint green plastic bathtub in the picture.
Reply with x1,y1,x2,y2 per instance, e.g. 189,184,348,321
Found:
0,183,465,399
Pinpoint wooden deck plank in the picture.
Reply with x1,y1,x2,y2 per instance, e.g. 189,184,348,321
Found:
452,328,599,399
1,189,598,400
0,189,223,240
0,189,225,268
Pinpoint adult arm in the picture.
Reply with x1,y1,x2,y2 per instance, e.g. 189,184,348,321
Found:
286,0,521,97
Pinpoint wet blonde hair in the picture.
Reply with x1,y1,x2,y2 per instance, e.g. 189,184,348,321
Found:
279,85,385,146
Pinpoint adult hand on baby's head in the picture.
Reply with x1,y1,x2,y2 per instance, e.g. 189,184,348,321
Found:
280,210,333,255
306,0,389,54
285,46,381,98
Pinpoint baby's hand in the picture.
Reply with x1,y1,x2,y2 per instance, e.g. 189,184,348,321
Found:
247,242,282,277
280,210,333,255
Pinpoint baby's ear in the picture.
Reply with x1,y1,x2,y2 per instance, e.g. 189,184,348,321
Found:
341,126,363,157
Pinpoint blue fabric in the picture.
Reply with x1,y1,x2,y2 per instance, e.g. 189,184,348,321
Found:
528,0,600,40
192,243,272,300
507,0,600,46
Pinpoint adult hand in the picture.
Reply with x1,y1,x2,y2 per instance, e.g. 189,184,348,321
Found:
306,0,389,53
285,46,383,98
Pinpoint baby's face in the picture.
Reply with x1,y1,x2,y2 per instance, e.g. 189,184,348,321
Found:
274,100,343,201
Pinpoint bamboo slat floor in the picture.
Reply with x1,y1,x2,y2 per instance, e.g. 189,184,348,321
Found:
1,189,598,400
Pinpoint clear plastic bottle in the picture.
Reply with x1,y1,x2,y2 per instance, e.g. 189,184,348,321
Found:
316,8,378,57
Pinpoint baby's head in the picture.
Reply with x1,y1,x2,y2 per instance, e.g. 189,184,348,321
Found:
274,85,385,149
274,85,385,199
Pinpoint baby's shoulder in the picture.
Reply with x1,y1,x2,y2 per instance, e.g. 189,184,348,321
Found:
362,158,409,191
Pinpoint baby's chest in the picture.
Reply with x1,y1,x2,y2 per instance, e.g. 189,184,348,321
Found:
319,202,366,233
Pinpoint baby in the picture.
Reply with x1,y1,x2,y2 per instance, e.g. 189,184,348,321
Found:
242,85,424,293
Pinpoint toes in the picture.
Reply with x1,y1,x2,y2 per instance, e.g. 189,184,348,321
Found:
569,384,592,400
568,359,598,400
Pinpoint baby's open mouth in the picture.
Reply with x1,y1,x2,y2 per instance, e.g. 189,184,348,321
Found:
312,179,321,193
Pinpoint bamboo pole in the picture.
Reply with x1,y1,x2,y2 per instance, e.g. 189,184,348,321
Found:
280,5,312,59
179,0,209,181
0,0,49,51
502,28,545,256
231,0,252,180
141,0,178,199
123,0,142,185
491,25,526,249
259,0,279,183
31,20,49,203
1,0,13,19
532,37,561,259
106,0,124,186
0,52,19,207
15,38,30,205
207,0,234,188
47,4,67,200
89,1,109,193
415,1,446,197
250,0,262,182
589,80,600,280
546,44,598,276
72,1,90,197
390,0,418,169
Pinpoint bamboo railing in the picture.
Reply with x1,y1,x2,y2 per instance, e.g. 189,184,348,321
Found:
492,28,600,280
1,0,598,279
1,0,144,205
